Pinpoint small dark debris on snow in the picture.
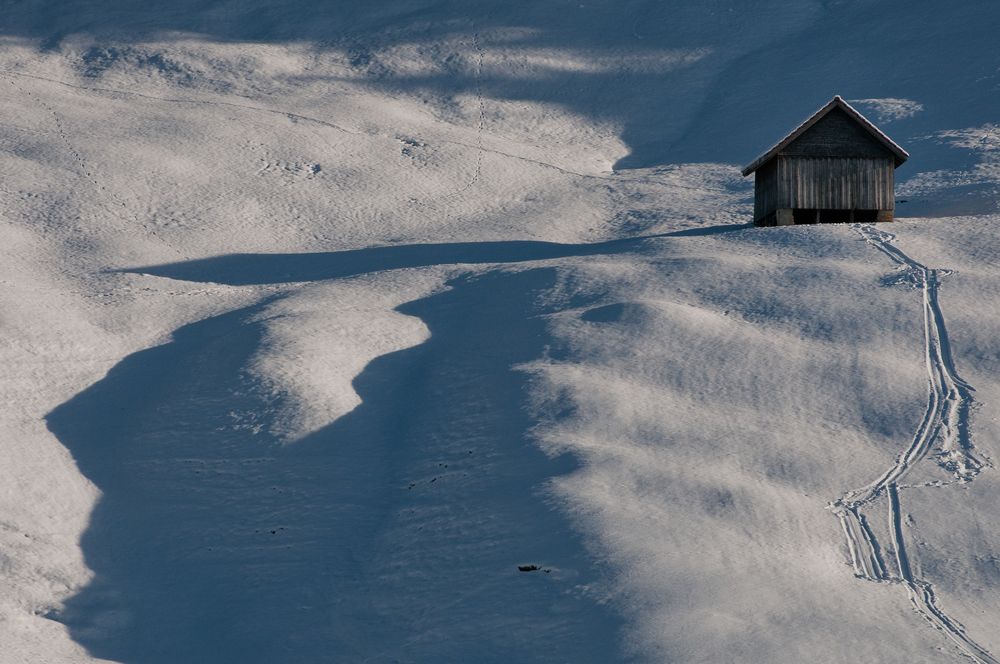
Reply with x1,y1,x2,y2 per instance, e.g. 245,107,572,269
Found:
518,564,540,572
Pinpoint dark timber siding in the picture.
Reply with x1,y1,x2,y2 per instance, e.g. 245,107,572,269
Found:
777,156,894,210
742,97,909,226
783,108,888,158
753,108,896,224
753,160,779,220
745,98,907,225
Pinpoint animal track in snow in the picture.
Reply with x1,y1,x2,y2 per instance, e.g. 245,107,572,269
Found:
255,159,323,183
4,73,186,257
397,136,433,165
830,224,996,664
429,29,487,208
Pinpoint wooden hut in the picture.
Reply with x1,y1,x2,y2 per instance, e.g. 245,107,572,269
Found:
742,96,908,226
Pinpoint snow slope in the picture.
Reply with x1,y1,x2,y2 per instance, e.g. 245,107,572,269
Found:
2,1,1000,662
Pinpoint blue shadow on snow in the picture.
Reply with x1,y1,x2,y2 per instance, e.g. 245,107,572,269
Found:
47,259,653,661
121,225,750,285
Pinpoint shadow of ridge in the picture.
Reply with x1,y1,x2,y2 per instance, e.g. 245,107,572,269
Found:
122,226,751,286
45,267,627,663
659,222,753,237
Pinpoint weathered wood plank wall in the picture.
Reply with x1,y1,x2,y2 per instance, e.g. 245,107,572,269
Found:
782,108,888,158
748,105,902,224
753,161,779,219
776,156,894,210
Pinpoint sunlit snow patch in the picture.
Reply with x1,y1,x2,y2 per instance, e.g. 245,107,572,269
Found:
849,98,924,123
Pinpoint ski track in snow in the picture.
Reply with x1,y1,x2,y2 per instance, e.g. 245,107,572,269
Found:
831,224,996,664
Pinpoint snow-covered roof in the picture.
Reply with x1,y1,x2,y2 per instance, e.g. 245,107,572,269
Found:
741,96,909,176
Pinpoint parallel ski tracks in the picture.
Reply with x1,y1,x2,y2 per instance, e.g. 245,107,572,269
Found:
830,224,995,664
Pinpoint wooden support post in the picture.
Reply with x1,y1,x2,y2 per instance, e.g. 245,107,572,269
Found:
876,210,893,223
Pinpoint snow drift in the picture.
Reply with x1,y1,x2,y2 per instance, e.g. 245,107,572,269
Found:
2,1,1000,662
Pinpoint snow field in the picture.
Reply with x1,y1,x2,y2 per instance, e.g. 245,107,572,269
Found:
2,1,1000,661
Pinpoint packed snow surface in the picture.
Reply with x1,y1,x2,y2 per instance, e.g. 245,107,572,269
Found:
2,1,1000,662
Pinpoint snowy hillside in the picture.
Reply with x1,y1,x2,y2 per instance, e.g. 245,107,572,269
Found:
2,1,1000,662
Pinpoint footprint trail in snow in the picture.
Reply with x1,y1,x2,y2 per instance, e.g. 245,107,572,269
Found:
830,224,996,663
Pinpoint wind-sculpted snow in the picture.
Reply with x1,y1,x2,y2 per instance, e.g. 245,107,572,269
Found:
44,267,629,663
831,225,996,664
5,0,1000,661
